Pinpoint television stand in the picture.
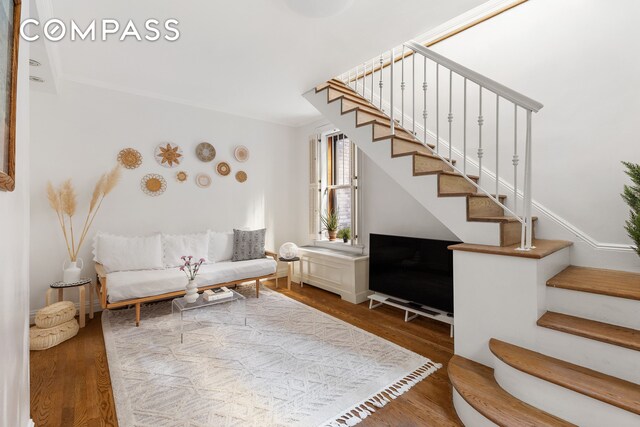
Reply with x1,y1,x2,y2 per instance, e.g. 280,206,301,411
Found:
368,293,454,337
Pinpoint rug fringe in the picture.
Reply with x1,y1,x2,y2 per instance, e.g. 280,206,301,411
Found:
319,361,442,427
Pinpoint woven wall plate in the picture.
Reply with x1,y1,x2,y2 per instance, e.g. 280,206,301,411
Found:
235,171,247,183
155,143,183,168
234,145,249,162
195,173,212,188
176,171,188,182
216,161,231,176
141,174,167,196
117,148,142,169
196,142,216,162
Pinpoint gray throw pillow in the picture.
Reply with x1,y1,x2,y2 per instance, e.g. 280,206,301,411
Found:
232,228,266,262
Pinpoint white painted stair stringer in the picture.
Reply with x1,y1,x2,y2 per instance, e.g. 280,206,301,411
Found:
452,390,498,427
534,328,640,385
492,355,640,427
546,287,640,330
303,89,501,246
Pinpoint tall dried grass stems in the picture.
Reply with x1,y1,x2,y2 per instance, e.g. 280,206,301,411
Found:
47,165,121,262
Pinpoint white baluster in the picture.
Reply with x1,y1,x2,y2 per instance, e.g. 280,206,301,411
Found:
379,55,384,111
436,64,440,154
370,58,375,102
524,110,533,249
401,45,405,127
448,69,453,161
478,87,483,180
463,78,467,175
361,63,366,98
390,48,395,135
423,57,427,145
495,95,500,198
412,52,416,134
513,104,518,215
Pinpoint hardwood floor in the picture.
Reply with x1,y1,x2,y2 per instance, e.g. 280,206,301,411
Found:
30,280,460,426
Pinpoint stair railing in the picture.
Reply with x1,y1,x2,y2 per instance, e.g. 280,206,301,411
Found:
338,40,543,250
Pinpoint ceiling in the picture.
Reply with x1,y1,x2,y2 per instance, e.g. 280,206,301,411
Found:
31,0,486,126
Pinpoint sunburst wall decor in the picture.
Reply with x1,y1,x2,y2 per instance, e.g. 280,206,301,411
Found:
176,171,188,183
141,174,167,196
155,143,183,168
117,148,143,169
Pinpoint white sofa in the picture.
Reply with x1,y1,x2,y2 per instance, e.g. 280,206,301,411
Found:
93,230,278,325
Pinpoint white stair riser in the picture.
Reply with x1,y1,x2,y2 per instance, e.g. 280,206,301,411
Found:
546,287,640,330
493,356,640,426
304,90,502,246
536,328,640,384
452,389,498,427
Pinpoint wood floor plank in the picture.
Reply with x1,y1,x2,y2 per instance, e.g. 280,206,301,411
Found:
31,280,459,426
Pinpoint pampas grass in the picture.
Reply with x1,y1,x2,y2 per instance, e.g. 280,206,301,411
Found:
47,165,121,261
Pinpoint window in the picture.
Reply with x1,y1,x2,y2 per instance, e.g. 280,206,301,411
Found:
309,130,360,245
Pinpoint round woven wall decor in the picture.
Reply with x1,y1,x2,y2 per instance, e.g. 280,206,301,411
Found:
234,145,249,162
141,174,167,196
117,148,142,169
195,173,212,188
216,161,231,176
176,171,188,183
196,142,216,162
235,171,247,183
155,143,183,168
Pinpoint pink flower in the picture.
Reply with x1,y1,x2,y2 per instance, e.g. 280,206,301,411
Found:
181,256,186,260
199,258,205,263
188,255,193,260
179,266,185,271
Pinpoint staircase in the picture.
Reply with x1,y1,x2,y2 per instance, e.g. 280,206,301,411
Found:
304,40,640,426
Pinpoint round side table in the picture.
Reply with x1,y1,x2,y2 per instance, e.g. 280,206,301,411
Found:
278,257,300,290
46,278,93,328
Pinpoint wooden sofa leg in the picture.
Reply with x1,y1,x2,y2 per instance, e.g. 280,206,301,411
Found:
255,279,260,298
135,303,141,326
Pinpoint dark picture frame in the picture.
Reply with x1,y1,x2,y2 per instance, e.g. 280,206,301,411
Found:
0,0,21,192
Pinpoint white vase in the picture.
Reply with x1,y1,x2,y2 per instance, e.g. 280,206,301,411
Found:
184,279,199,303
62,258,83,283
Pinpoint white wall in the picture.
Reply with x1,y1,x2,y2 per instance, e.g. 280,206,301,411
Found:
29,80,299,312
293,120,457,250
0,1,31,425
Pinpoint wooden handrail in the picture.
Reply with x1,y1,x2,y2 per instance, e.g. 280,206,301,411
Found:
347,0,528,83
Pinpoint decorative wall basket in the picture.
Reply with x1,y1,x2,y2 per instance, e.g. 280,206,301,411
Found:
195,173,212,188
176,171,188,182
196,142,216,162
155,143,183,168
117,148,143,169
216,162,231,176
234,145,249,162
141,174,167,196
235,171,247,183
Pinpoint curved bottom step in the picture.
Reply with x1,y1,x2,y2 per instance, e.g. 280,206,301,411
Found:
448,355,574,426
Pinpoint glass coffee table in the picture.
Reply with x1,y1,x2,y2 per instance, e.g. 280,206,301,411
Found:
171,289,247,343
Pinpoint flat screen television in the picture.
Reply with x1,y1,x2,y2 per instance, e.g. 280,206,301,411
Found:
369,233,458,314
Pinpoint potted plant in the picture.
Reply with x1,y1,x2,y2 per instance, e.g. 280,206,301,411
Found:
180,255,206,303
337,227,351,243
622,161,640,256
321,209,339,241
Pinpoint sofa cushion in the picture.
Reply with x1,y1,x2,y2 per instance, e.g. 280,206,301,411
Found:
93,233,163,273
208,231,234,262
232,229,266,262
163,232,210,267
106,258,277,303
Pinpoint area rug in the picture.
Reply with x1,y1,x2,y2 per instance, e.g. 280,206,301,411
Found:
102,285,441,427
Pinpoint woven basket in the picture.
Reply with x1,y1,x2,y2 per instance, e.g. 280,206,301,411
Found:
35,300,76,329
30,319,79,351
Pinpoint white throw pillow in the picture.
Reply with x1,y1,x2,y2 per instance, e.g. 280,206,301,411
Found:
208,231,234,262
163,232,210,267
93,233,164,273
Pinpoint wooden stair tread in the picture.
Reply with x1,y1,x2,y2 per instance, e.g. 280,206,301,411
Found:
439,170,479,181
547,266,640,301
414,152,456,164
489,338,640,415
537,311,640,351
469,215,538,223
448,355,575,427
448,239,573,259
468,193,507,200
